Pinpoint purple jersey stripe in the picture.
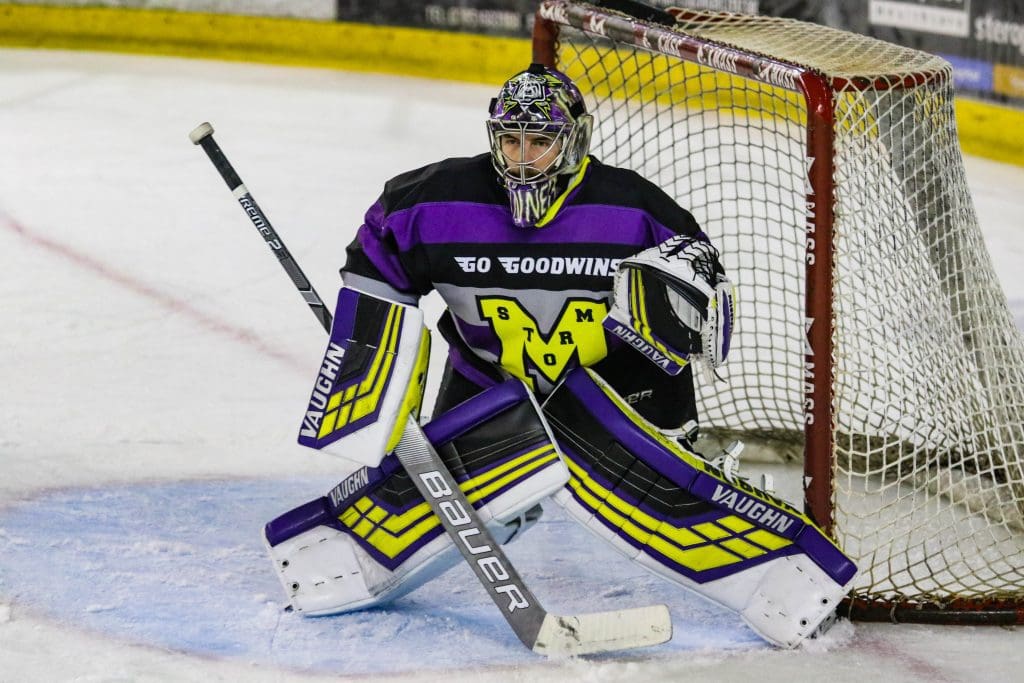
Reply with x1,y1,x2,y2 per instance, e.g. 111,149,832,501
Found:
382,202,680,247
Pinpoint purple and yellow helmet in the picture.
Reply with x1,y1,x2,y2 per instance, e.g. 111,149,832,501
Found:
487,64,593,227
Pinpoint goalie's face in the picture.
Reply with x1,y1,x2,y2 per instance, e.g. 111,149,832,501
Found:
496,128,565,183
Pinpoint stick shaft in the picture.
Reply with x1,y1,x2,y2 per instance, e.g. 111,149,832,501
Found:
192,124,332,333
392,415,548,649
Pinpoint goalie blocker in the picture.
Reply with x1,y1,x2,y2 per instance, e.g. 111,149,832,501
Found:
542,368,858,648
297,286,431,467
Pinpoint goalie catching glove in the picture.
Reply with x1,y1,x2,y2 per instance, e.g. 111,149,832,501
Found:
604,234,735,375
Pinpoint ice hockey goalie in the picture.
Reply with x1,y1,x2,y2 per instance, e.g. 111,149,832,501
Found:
261,62,856,649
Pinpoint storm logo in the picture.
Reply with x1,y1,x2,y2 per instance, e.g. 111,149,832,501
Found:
501,73,572,121
479,296,608,390
512,76,546,106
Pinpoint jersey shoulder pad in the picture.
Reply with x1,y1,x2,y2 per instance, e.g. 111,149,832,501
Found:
380,154,501,213
576,159,701,236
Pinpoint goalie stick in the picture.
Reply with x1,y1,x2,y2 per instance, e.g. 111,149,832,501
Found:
189,122,672,656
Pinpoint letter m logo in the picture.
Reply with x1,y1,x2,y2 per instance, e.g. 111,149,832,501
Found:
479,297,608,390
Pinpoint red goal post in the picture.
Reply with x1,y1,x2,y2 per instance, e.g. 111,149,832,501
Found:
532,0,1024,623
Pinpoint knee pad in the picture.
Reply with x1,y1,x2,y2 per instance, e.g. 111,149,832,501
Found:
543,368,858,648
265,380,568,616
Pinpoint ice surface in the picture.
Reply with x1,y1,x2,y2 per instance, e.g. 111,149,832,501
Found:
1,48,1023,682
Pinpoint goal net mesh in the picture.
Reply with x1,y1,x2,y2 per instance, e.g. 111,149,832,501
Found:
538,1,1024,616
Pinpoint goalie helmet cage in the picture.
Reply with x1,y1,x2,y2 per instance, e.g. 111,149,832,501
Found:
532,0,1024,624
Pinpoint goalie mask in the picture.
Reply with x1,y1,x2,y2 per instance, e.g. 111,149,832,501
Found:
487,64,593,228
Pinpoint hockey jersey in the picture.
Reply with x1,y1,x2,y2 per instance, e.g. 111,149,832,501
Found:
342,153,704,395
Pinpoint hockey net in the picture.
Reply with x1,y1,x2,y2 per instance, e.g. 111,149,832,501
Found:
533,0,1024,623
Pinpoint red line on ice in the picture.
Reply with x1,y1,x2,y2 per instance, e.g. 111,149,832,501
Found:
858,633,958,682
2,211,309,373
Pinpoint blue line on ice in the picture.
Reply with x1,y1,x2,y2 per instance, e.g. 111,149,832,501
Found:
0,478,764,675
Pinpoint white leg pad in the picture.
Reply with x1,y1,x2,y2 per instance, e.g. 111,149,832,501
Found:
556,488,852,649
480,459,568,525
265,524,460,616
264,466,564,617
740,553,853,648
267,378,570,616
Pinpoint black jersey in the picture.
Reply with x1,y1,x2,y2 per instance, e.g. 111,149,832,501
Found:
343,153,704,395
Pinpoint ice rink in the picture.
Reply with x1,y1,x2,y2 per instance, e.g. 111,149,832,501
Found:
1,47,1023,682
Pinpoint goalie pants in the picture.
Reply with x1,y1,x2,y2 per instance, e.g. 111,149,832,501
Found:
434,309,698,430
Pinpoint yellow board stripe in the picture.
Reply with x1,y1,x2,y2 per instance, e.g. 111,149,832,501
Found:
0,5,532,87
956,98,1024,167
0,6,1018,168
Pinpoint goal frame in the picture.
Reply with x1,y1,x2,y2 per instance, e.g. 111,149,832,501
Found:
531,0,1024,624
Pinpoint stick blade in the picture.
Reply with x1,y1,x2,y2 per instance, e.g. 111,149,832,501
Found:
532,604,672,657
